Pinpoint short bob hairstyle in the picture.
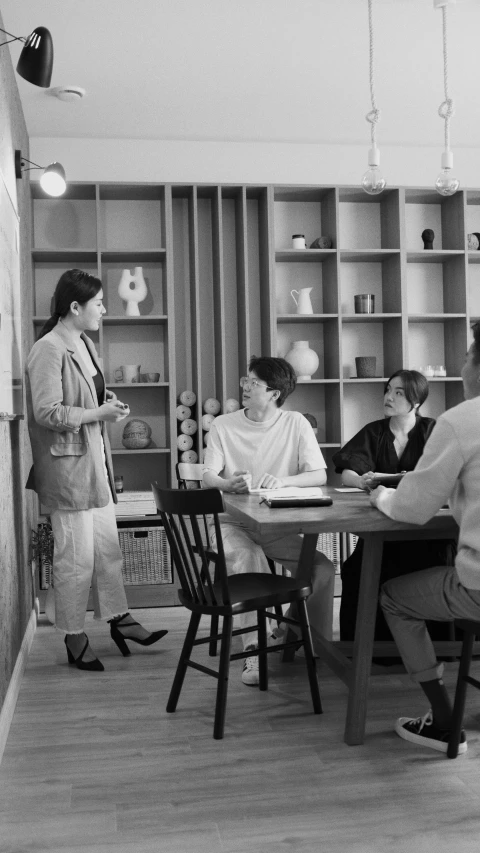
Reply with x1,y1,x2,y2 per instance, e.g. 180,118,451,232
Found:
384,369,429,412
248,355,296,407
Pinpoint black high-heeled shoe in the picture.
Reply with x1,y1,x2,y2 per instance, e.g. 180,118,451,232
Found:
64,635,104,671
108,613,168,657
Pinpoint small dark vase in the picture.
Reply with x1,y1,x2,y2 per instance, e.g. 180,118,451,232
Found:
422,228,434,250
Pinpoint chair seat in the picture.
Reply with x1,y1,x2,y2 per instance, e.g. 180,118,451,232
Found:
178,572,312,616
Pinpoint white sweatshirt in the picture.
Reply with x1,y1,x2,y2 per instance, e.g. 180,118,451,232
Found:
376,396,480,589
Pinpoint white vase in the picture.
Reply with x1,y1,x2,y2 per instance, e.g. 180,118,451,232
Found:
284,340,319,380
118,267,148,316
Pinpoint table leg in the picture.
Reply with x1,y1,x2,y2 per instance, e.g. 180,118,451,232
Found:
282,534,318,663
344,533,384,745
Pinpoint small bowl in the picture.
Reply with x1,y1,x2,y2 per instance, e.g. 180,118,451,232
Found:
141,372,160,383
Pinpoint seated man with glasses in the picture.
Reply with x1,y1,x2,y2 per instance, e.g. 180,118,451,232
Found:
203,355,335,686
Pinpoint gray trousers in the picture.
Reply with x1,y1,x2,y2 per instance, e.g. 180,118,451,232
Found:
381,565,480,683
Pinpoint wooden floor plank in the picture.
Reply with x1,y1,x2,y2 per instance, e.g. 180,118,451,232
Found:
1,607,480,853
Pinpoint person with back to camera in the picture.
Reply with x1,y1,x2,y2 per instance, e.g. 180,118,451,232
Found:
369,323,480,754
202,355,335,686
26,269,168,671
332,369,456,648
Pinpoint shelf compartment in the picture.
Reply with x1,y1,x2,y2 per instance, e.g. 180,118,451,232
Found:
98,184,165,251
33,193,97,251
102,315,167,325
110,451,169,493
277,318,340,379
404,189,465,251
275,252,338,314
420,381,465,421
273,187,337,251
343,382,389,444
102,323,168,384
340,252,402,315
101,258,166,315
283,381,341,445
107,383,170,453
468,263,480,316
275,250,336,262
408,318,467,377
406,251,466,314
338,189,400,250
278,314,339,322
341,317,403,380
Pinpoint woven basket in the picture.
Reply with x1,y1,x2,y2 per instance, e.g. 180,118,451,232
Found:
118,526,172,585
317,532,341,573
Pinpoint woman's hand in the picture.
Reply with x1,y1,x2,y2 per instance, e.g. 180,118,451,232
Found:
98,401,130,422
358,471,376,491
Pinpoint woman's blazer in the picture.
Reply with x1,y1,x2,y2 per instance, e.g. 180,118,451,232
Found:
26,321,116,510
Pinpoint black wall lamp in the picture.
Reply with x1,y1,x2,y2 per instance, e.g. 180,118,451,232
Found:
15,150,67,197
0,25,53,87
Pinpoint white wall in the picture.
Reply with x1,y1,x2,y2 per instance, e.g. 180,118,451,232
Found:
30,137,480,188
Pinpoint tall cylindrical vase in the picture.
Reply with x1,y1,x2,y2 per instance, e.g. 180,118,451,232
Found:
284,340,319,380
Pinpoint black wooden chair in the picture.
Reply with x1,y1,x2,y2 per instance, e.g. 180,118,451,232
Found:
151,483,322,739
448,619,480,758
175,461,285,656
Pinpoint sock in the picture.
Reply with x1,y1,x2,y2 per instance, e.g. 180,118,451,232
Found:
419,678,453,730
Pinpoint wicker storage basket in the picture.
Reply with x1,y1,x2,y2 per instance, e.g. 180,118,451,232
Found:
317,532,341,573
118,526,172,585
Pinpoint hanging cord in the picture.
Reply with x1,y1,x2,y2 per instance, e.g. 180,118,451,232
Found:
365,0,381,147
438,4,454,153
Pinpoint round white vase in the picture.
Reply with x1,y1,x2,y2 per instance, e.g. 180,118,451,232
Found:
284,340,319,380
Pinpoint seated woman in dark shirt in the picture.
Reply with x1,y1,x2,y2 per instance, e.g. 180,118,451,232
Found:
332,369,456,643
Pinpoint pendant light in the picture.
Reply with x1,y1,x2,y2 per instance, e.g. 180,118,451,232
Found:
361,0,386,195
434,0,459,196
0,25,53,88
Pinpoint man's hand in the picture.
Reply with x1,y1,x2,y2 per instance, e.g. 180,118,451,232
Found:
257,473,284,490
369,484,387,507
359,471,376,492
227,470,252,494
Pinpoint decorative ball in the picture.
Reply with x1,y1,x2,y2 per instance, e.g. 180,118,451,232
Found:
178,390,196,407
473,233,480,249
303,412,318,429
203,397,221,415
180,449,198,464
177,433,193,451
224,398,240,413
310,236,332,249
204,431,211,446
180,418,198,436
202,413,215,431
122,419,152,449
468,233,480,250
176,404,191,421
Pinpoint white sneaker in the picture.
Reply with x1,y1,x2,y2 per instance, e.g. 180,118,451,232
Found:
242,644,259,686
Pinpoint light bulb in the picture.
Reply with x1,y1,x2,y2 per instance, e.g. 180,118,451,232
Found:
435,151,459,197
40,162,67,197
361,146,386,195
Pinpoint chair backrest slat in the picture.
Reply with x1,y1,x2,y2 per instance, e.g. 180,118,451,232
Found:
151,483,230,607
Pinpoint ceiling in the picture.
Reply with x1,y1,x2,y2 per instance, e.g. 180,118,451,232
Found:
2,0,480,149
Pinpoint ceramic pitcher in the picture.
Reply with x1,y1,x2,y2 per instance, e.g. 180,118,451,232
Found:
290,287,313,315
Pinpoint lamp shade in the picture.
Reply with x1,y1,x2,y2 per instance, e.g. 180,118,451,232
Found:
40,162,66,197
16,26,53,87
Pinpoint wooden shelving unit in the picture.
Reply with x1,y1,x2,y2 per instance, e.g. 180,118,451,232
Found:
30,180,480,602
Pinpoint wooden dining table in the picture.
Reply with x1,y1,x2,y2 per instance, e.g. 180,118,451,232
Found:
223,486,459,745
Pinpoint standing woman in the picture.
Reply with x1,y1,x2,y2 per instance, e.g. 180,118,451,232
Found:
26,269,167,671
332,369,456,643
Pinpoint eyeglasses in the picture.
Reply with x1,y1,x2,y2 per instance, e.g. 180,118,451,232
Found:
240,376,274,392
